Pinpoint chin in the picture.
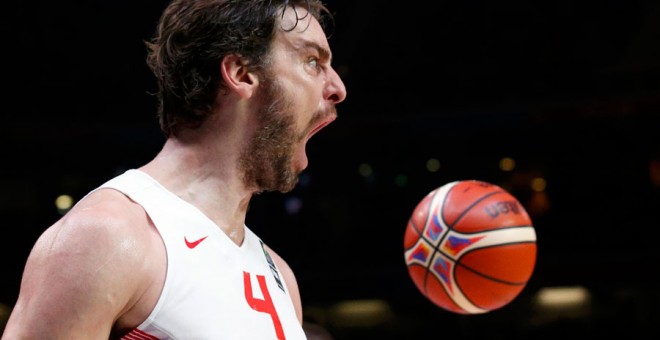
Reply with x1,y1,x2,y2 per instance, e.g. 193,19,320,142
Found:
295,161,308,173
295,146,309,171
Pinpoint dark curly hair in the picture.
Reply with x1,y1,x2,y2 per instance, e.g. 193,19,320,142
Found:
146,0,333,137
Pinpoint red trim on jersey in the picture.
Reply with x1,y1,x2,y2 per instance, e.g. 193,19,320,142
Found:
121,328,160,340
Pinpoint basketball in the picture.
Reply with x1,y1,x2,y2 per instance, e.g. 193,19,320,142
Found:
403,180,537,314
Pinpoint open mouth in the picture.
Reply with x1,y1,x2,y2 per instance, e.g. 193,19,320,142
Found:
306,115,336,140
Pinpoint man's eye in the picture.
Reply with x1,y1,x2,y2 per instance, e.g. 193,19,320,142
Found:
308,58,319,69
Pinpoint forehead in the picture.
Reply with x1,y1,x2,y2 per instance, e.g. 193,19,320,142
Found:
276,5,330,50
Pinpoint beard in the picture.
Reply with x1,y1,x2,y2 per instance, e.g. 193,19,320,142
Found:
239,71,307,193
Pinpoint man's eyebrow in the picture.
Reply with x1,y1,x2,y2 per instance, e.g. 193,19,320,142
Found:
300,41,331,61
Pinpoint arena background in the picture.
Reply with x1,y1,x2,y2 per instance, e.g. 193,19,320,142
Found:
2,0,659,338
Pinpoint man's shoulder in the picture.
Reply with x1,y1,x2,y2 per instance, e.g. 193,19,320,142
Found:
13,188,162,337
42,188,152,255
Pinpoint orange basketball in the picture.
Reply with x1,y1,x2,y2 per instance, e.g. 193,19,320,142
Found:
403,180,537,314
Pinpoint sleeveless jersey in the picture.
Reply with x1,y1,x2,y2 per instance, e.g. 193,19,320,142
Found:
93,169,306,340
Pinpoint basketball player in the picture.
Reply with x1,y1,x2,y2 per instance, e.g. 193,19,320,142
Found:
2,0,346,339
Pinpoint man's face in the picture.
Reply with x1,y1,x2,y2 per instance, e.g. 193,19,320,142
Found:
240,72,302,193
239,5,347,193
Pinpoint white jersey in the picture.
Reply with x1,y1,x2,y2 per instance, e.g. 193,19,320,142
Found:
93,169,306,340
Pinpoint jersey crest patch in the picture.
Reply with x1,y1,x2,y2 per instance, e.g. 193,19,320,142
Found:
260,240,285,292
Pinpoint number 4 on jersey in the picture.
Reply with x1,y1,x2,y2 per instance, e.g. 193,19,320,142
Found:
243,271,285,339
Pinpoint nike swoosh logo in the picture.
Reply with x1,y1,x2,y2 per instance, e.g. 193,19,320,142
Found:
185,236,208,249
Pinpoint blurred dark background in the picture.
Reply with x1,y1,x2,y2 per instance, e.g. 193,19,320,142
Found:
2,0,659,338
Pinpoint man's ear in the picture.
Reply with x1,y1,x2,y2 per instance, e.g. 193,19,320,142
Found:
220,54,259,98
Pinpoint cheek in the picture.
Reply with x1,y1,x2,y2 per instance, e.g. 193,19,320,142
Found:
278,72,324,129
288,86,320,123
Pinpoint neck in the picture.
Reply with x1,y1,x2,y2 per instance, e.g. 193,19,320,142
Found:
139,137,252,245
